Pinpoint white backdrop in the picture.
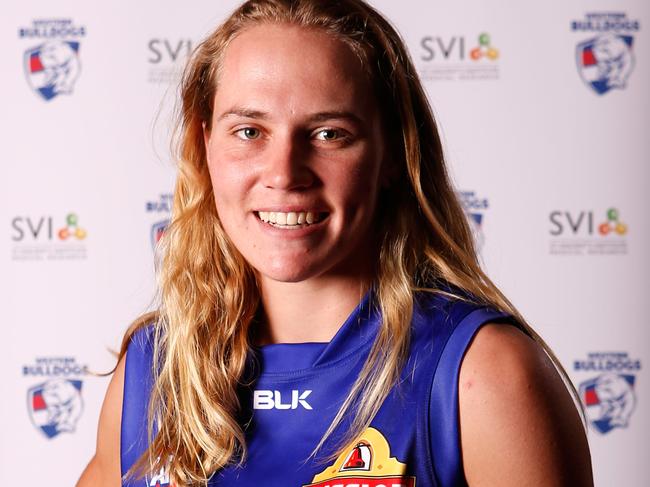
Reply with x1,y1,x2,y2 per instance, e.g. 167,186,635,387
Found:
1,1,648,485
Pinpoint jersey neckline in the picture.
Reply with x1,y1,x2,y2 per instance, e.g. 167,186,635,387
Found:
252,290,380,375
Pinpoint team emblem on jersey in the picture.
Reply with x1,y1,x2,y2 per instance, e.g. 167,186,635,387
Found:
579,373,636,434
24,40,82,101
27,378,84,439
576,34,634,95
340,442,372,472
304,427,416,487
148,466,174,487
151,219,170,249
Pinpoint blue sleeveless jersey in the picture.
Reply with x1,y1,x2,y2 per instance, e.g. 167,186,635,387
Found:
121,292,513,487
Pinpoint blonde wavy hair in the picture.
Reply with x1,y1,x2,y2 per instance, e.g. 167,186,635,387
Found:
120,0,579,485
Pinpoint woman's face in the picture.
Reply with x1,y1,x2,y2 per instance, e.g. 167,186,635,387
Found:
204,24,386,285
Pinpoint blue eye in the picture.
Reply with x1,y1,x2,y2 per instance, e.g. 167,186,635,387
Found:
235,127,261,140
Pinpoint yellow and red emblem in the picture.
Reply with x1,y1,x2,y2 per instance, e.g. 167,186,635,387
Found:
303,427,416,487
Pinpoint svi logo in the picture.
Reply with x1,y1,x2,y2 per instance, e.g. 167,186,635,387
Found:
419,31,500,81
548,207,628,255
11,212,89,261
11,213,87,241
147,38,193,84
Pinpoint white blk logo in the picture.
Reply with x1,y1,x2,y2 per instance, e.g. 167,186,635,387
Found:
253,390,313,410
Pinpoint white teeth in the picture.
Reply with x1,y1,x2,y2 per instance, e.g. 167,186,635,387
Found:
257,211,322,227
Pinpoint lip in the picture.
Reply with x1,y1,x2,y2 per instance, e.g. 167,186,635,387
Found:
253,205,329,213
252,210,329,238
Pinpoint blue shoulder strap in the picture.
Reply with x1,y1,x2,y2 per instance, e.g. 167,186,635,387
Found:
429,306,513,487
121,326,156,483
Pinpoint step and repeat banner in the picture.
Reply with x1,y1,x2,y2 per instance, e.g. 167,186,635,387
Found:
1,1,647,485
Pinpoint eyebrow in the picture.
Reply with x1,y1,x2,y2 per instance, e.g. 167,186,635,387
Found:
216,107,364,125
217,107,269,122
309,111,363,125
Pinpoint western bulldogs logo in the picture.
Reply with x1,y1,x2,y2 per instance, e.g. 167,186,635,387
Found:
27,378,84,439
151,219,170,249
571,12,640,95
574,351,641,435
146,193,173,250
459,191,489,251
19,19,86,101
467,213,484,250
580,373,636,434
576,34,634,95
24,40,81,101
23,356,88,438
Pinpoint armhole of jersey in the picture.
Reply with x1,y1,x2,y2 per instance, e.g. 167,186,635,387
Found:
428,307,515,487
120,325,155,482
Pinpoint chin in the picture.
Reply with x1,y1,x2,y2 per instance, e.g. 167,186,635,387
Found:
253,258,326,284
258,268,317,284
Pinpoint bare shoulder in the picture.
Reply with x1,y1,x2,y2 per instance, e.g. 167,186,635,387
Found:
76,353,125,487
459,323,593,487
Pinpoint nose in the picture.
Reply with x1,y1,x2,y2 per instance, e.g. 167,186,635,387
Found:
261,134,315,190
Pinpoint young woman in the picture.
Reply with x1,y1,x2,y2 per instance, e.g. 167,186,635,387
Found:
78,0,593,486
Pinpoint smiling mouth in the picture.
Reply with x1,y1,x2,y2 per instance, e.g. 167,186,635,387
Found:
256,211,328,228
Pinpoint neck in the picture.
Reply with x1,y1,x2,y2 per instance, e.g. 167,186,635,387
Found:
256,274,371,345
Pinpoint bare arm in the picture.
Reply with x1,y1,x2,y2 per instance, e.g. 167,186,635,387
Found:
76,353,125,487
459,324,593,487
